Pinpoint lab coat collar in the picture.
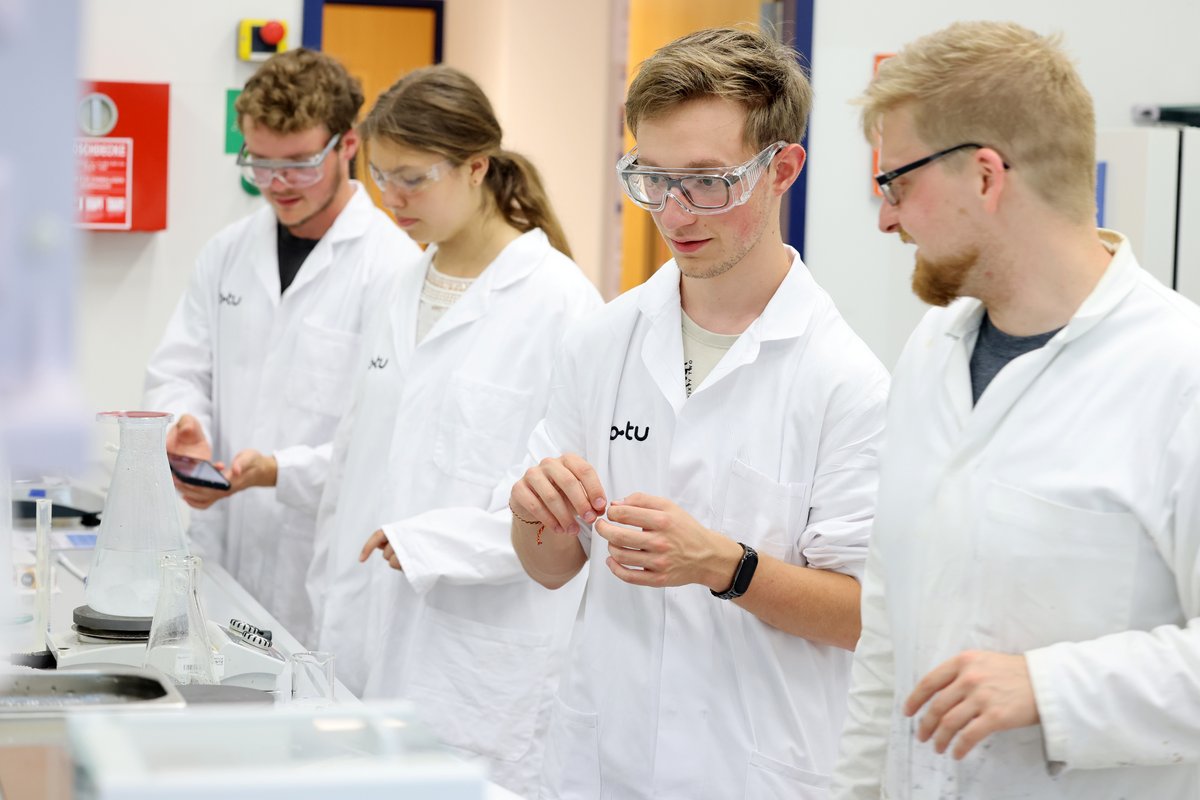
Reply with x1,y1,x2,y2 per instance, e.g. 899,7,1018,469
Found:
319,181,376,245
941,228,1138,344
636,256,683,317
939,229,1139,443
284,182,377,298
250,206,282,302
1056,229,1139,344
746,246,821,344
636,245,819,410
418,228,552,346
470,228,553,294
251,181,377,303
636,245,818,342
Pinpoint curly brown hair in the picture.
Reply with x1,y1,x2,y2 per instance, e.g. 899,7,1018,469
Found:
235,48,364,137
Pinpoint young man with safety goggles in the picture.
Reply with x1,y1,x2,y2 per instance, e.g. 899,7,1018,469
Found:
143,48,420,646
508,27,889,799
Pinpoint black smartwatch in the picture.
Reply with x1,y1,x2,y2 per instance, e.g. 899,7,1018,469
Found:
711,543,758,600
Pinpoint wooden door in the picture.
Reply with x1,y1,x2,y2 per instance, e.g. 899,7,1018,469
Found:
321,3,439,213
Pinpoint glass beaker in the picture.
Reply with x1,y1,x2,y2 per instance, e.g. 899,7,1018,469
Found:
144,554,218,685
291,651,336,705
86,411,188,617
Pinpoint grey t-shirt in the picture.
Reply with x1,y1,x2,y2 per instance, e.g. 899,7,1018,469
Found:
969,312,1062,404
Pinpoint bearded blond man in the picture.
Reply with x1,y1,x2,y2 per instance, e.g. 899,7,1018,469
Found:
832,20,1200,800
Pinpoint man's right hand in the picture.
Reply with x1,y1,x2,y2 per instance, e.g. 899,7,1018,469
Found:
165,414,218,501
166,414,212,461
510,453,608,536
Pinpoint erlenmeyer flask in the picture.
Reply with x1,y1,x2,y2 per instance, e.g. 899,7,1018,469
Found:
144,554,218,685
86,411,188,617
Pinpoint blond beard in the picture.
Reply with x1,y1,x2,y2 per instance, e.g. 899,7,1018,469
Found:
912,249,980,306
900,227,979,306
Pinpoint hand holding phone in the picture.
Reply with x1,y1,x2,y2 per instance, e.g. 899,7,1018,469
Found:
166,414,212,461
167,452,232,491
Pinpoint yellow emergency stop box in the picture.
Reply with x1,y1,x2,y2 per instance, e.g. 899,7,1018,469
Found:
237,19,289,62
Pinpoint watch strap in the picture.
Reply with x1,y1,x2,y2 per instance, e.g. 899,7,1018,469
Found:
711,543,758,600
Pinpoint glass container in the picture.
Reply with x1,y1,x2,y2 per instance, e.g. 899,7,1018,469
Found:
291,651,336,705
144,554,218,685
85,411,188,617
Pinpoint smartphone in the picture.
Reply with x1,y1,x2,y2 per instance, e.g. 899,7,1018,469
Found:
167,452,232,491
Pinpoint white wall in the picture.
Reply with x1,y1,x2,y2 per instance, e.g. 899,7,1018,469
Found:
806,2,1200,368
77,2,1200,412
77,0,303,413
77,1,618,413
444,0,620,291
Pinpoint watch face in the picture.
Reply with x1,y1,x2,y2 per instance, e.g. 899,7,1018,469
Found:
732,544,758,596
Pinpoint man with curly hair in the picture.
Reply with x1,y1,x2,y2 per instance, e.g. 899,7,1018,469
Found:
144,49,420,645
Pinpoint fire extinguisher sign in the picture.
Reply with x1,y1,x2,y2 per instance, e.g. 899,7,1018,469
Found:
76,137,134,230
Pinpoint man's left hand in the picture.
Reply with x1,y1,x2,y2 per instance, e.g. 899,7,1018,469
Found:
906,650,1039,759
594,493,742,590
359,529,401,571
227,449,278,491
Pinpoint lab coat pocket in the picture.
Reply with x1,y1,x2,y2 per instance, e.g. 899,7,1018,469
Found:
540,695,601,799
406,607,551,763
744,751,830,798
720,458,810,562
434,374,533,486
976,482,1139,650
285,320,360,417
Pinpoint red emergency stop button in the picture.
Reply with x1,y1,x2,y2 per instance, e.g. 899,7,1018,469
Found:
260,20,285,46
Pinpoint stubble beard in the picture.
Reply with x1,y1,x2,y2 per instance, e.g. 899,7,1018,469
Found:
675,202,771,281
278,167,347,235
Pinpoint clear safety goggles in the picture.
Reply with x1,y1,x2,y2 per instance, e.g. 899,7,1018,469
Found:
367,159,453,195
236,133,341,189
616,141,787,215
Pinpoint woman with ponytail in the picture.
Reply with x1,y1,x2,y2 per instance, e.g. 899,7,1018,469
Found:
304,65,600,795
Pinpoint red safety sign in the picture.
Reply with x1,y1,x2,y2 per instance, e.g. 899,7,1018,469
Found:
76,137,133,229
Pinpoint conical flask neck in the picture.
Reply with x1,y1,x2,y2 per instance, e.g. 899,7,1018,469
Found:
115,415,170,455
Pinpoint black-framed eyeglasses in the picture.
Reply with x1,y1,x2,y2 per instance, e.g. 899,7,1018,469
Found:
875,143,1008,206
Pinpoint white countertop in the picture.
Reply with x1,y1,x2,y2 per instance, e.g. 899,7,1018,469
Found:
15,525,524,800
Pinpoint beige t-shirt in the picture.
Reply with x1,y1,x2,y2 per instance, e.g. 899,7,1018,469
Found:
682,311,740,397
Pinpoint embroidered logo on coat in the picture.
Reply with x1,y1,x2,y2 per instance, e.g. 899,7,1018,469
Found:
610,421,650,442
368,357,389,370
218,291,242,306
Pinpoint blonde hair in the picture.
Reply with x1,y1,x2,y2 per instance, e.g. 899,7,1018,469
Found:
860,21,1096,223
236,48,363,137
360,65,572,258
625,27,812,151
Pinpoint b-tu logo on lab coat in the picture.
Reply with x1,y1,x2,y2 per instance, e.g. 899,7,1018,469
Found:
218,291,242,306
610,421,649,442
368,357,389,370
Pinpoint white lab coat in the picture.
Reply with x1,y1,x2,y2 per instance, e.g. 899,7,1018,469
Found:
143,183,420,645
306,229,601,795
832,231,1200,799
527,249,889,800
